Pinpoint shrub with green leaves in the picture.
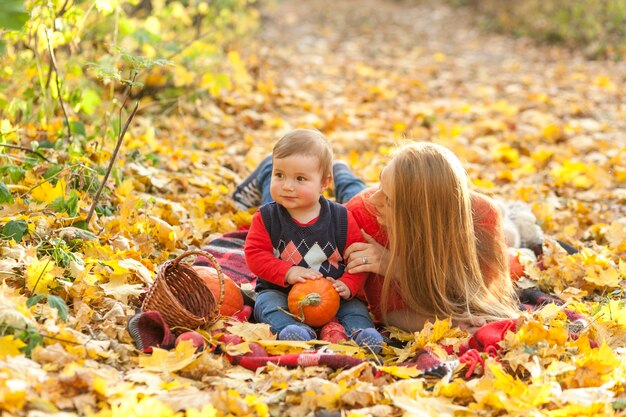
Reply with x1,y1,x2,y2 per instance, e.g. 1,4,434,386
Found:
448,0,626,59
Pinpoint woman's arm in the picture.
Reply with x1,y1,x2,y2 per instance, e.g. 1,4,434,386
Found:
386,309,487,334
385,309,433,333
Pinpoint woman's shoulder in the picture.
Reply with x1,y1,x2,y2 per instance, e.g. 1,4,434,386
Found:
343,187,377,211
470,191,500,228
343,187,388,245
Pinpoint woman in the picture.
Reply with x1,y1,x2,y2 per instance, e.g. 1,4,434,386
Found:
234,141,520,333
340,143,519,331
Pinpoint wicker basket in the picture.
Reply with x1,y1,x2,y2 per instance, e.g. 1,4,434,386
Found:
141,250,224,334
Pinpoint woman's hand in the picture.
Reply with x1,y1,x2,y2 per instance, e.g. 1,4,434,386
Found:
453,316,487,335
285,266,323,285
344,230,389,275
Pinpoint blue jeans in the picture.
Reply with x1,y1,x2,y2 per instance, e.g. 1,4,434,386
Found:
257,161,367,205
254,289,375,337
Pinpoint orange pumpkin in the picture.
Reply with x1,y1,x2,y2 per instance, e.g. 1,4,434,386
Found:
288,279,340,327
192,265,244,317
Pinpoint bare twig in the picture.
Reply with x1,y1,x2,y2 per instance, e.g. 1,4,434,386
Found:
0,143,53,163
86,94,140,227
56,0,72,17
44,30,71,141
118,73,137,134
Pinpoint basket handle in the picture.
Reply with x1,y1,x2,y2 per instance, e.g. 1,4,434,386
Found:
170,250,225,316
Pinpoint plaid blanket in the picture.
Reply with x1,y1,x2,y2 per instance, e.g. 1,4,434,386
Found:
189,232,592,377
194,230,255,285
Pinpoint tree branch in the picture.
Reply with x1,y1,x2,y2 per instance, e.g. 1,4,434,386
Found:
86,98,140,227
0,143,53,163
44,30,71,141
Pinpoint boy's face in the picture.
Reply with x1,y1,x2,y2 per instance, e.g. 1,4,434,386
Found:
270,154,330,215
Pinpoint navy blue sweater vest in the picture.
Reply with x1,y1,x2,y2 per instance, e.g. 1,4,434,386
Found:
255,197,348,294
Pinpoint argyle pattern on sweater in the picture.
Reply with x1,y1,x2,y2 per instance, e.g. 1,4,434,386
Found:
257,198,348,293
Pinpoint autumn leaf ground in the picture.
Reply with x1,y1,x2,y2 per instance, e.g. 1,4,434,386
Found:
2,0,626,416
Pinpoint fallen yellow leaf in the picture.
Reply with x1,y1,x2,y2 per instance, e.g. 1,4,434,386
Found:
138,340,199,372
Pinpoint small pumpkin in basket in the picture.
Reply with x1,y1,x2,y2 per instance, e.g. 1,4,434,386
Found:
193,265,244,317
288,279,340,327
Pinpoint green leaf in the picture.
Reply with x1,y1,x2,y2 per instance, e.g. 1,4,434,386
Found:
43,165,63,181
26,294,46,308
0,166,25,182
66,190,79,216
47,295,68,322
79,89,102,116
87,55,122,83
19,330,44,356
70,121,86,137
614,398,626,410
0,182,13,203
1,220,28,242
0,0,29,31
48,196,66,213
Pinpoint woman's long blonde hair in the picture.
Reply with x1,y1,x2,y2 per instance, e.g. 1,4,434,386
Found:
380,142,519,323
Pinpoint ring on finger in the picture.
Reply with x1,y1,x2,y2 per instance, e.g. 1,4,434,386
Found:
363,256,368,264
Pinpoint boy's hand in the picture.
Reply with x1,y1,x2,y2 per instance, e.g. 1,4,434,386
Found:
330,279,351,299
285,266,323,285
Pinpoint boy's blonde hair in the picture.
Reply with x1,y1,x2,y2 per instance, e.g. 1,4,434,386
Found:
380,142,519,324
273,129,333,179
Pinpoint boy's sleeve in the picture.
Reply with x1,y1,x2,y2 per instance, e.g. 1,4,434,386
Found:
338,210,369,298
244,211,293,286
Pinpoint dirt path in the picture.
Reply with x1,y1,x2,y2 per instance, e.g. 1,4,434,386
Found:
245,0,626,230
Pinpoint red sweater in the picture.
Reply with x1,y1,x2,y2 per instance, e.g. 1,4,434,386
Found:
245,207,368,298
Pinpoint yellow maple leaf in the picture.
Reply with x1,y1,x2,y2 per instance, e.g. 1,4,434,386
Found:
227,321,273,341
116,178,135,197
597,300,626,327
377,365,421,379
93,394,181,417
486,362,553,412
99,276,143,304
0,373,27,412
606,219,626,251
138,340,199,372
543,124,562,141
472,177,495,189
25,257,56,295
493,144,519,165
0,335,26,358
435,378,474,401
244,394,269,417
531,148,554,167
593,74,616,90
433,52,447,62
576,249,623,289
257,340,311,355
515,319,568,347
386,379,467,416
565,343,621,388
31,178,66,205
186,405,218,417
413,318,457,349
550,160,594,189
547,402,608,417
